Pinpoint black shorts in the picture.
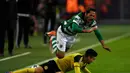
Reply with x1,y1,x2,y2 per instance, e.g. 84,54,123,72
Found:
40,60,61,73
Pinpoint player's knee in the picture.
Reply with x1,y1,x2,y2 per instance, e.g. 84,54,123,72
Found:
35,66,44,73
56,52,65,59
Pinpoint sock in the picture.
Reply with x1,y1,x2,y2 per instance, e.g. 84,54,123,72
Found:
50,36,57,50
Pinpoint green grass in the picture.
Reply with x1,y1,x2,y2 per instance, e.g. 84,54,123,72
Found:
85,36,130,73
0,25,130,73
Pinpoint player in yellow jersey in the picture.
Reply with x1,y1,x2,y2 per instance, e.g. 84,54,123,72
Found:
7,49,97,73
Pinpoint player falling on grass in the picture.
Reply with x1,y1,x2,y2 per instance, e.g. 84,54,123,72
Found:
7,49,97,73
47,8,111,58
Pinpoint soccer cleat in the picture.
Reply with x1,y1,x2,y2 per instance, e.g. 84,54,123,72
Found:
46,31,56,37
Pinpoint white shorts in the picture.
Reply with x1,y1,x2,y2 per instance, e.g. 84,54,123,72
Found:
56,26,76,52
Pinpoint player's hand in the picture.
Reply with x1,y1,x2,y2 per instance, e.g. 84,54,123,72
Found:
103,46,111,52
92,26,98,30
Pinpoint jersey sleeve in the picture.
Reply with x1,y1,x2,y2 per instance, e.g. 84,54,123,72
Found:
94,29,103,41
73,15,82,25
73,55,82,67
74,55,82,62
74,55,82,73
72,23,83,33
89,20,97,27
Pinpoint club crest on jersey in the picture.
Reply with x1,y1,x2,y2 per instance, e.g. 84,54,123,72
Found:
44,66,48,70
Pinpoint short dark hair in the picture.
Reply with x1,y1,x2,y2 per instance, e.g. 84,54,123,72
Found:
86,8,96,14
85,48,98,57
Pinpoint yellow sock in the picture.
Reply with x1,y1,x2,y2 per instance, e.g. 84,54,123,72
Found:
12,68,35,73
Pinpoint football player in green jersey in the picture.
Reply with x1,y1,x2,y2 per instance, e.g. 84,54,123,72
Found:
47,8,111,58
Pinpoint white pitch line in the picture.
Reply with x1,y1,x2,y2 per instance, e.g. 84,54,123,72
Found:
26,33,130,67
0,52,31,62
68,33,130,54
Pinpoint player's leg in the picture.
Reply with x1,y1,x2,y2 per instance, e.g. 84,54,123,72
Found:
50,36,57,53
65,36,76,52
8,65,44,73
47,26,67,58
55,26,67,58
55,49,66,59
56,37,67,58
9,68,36,73
49,35,66,58
46,31,57,53
35,66,44,73
47,27,66,58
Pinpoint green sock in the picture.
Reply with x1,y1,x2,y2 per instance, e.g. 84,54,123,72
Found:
50,36,57,50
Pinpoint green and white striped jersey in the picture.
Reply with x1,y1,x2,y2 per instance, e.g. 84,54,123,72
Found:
61,12,97,36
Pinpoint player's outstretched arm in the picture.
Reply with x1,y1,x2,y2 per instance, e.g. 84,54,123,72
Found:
82,26,98,33
94,29,111,52
72,23,97,33
74,62,82,73
81,67,91,73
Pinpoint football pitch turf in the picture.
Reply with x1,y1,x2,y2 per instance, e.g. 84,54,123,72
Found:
0,25,130,73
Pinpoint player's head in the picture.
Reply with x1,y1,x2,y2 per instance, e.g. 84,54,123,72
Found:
84,8,96,21
83,48,98,64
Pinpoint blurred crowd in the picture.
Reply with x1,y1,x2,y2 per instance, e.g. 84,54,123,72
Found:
0,0,111,57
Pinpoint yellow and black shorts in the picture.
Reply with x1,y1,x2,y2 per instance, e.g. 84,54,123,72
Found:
40,60,61,73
